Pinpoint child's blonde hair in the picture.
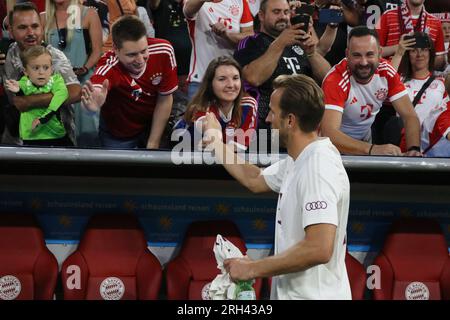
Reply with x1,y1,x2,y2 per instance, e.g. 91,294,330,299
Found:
20,45,52,67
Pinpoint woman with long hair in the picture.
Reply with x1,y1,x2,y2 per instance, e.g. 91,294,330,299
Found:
173,56,257,151
41,0,103,147
391,32,450,156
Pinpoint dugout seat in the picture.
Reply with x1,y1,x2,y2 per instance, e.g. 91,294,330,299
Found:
61,214,162,300
373,218,450,300
345,251,367,300
0,214,58,300
165,220,263,299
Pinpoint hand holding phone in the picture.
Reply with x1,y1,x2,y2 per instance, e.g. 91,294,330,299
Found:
404,34,430,49
318,8,344,24
290,14,310,33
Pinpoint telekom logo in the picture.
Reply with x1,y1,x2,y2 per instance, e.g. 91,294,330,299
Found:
360,104,373,120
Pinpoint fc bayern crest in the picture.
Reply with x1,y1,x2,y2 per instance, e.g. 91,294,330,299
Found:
152,75,162,86
100,277,125,300
429,81,438,90
229,5,240,16
405,282,429,300
0,275,21,300
201,282,212,300
375,88,388,101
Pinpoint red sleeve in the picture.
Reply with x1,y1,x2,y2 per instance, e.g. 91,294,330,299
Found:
377,12,388,47
158,42,178,95
240,0,254,27
89,53,117,89
239,96,257,132
322,71,348,112
434,109,450,137
384,63,408,101
236,96,257,147
434,22,446,55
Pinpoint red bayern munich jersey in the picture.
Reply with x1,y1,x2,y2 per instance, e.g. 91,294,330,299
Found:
322,58,408,141
377,8,446,56
90,38,178,138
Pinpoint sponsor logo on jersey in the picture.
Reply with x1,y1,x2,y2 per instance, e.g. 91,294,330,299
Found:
305,201,328,211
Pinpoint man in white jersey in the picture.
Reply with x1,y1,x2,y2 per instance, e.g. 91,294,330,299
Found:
203,74,352,300
321,26,421,156
183,0,254,99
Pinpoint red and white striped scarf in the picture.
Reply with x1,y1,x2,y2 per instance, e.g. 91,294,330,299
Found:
398,0,427,34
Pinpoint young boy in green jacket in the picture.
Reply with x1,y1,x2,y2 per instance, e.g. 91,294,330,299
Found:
4,45,70,146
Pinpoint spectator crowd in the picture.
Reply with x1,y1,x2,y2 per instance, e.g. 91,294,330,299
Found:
0,0,449,156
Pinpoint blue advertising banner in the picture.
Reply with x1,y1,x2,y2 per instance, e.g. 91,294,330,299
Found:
0,192,449,250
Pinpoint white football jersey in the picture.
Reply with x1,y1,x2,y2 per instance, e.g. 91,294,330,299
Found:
263,138,351,300
322,58,408,141
184,0,253,84
404,75,449,125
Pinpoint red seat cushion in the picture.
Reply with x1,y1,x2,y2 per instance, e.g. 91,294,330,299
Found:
61,214,162,300
373,218,450,300
0,214,58,300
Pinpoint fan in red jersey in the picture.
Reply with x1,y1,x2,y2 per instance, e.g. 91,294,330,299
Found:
82,15,178,149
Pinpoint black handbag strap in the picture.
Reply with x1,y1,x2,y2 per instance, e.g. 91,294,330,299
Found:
412,75,435,107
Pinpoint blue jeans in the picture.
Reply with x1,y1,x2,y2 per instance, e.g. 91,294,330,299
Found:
99,117,148,149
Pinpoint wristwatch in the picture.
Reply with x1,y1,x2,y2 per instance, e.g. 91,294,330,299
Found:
407,146,421,152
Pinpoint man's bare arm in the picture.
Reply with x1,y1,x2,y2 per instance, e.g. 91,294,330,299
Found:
12,84,81,112
147,94,173,149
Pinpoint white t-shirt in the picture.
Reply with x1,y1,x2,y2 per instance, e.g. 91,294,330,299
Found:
322,58,408,141
184,0,253,84
262,138,351,300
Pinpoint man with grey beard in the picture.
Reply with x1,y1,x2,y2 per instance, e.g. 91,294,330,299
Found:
234,0,331,134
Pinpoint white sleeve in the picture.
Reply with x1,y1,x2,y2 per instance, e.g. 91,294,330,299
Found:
262,159,288,193
301,154,341,229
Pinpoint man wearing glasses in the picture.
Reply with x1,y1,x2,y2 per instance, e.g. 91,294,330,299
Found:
2,2,80,145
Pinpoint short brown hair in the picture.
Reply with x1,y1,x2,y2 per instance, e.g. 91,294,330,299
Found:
111,15,147,49
272,74,324,133
20,45,52,67
9,2,39,27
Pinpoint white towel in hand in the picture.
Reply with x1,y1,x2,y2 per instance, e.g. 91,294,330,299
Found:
209,234,244,300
